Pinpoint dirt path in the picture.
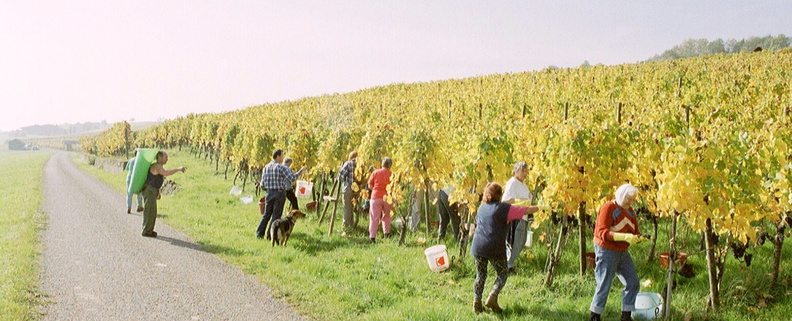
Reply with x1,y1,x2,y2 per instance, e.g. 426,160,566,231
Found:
39,152,307,320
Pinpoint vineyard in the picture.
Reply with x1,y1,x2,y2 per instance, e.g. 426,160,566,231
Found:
82,49,792,314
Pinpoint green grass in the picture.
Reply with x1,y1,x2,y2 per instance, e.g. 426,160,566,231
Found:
75,150,792,320
0,149,53,320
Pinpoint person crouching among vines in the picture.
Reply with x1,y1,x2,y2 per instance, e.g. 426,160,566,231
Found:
470,182,539,314
589,183,649,321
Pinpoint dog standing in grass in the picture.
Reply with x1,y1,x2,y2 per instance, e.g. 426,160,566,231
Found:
270,209,306,246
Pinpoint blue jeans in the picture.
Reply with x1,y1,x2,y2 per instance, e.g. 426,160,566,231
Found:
590,244,640,314
126,180,143,210
126,190,143,210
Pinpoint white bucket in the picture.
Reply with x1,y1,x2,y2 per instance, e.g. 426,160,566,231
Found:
240,196,253,204
296,180,313,198
424,245,450,272
632,292,663,320
525,230,534,247
229,186,242,196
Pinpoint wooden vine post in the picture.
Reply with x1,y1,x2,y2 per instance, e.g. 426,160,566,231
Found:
770,222,786,288
327,178,342,236
319,175,339,223
424,181,432,236
545,102,572,286
666,82,687,320
544,215,569,288
703,218,720,310
578,201,587,276
664,211,678,320
398,185,413,246
646,212,659,263
457,205,472,260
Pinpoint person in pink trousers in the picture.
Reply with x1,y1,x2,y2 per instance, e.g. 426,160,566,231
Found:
367,157,393,243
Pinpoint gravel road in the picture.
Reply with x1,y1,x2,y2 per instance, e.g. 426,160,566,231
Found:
39,152,308,320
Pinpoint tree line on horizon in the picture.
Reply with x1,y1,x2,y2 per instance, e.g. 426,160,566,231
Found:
647,34,790,62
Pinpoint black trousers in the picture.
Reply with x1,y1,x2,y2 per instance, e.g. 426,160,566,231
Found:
473,255,508,301
256,189,285,239
285,189,299,211
437,190,461,241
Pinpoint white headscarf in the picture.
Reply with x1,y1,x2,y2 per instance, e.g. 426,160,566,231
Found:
615,183,638,207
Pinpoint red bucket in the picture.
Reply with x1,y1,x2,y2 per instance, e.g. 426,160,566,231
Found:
258,197,266,215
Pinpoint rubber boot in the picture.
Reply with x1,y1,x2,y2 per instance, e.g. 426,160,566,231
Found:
620,311,633,321
589,312,601,321
484,292,502,313
473,300,483,314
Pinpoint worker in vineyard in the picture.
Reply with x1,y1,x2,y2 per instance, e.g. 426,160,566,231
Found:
502,161,533,274
436,182,460,242
470,182,539,314
256,149,305,240
141,151,186,237
367,157,392,243
589,183,649,321
125,150,143,214
338,151,358,233
283,157,300,211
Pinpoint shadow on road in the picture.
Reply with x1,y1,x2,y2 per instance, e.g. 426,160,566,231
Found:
155,236,210,253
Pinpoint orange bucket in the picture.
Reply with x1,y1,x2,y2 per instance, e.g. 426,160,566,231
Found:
658,252,688,268
586,252,596,269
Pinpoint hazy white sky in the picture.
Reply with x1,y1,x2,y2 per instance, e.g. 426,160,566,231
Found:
1,1,790,132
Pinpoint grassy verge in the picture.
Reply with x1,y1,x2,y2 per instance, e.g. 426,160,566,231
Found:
75,150,792,320
0,150,53,320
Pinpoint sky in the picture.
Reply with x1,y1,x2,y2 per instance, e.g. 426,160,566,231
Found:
1,1,791,132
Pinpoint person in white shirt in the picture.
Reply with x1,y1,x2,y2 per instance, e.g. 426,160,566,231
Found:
501,161,533,274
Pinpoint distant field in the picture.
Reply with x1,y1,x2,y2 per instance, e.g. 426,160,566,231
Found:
1,121,159,152
0,132,13,150
130,121,159,131
0,150,53,320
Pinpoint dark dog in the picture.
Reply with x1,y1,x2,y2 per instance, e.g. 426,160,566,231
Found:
270,209,306,246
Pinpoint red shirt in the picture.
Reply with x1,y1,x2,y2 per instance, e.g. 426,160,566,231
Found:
368,168,392,200
593,200,641,252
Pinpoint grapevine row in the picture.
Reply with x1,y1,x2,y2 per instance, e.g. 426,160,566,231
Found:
87,50,792,305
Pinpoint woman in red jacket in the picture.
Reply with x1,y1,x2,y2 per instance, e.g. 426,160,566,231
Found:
589,183,648,321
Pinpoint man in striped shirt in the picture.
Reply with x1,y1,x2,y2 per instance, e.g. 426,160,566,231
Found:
256,149,304,240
